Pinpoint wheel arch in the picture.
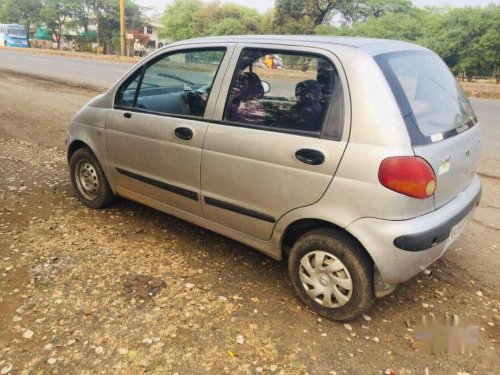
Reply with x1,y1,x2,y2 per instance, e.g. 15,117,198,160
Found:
67,140,93,164
280,218,374,266
67,138,116,193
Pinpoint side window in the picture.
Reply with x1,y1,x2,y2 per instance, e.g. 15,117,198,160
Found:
115,72,141,108
225,49,341,135
115,48,226,118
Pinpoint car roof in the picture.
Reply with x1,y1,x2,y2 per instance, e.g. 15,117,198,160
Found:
171,35,426,55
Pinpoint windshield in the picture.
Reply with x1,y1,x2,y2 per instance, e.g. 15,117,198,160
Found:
375,50,477,145
7,27,26,37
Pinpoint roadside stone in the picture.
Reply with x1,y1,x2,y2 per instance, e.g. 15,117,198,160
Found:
95,346,104,354
47,358,57,365
1,364,13,374
236,334,245,345
362,314,372,321
23,329,34,339
344,324,352,331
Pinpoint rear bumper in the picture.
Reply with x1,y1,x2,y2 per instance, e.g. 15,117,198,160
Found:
346,174,481,285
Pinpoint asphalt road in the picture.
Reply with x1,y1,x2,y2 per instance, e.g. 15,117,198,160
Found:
1,48,498,172
0,49,132,89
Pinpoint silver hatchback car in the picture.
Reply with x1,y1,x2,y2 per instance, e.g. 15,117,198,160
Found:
67,36,482,321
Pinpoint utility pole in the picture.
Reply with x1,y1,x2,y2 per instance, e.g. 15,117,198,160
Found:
119,0,126,56
94,0,100,54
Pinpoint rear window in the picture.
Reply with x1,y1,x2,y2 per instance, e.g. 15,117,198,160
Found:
375,50,477,146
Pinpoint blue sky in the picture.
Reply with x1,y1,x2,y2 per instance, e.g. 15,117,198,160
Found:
140,0,499,17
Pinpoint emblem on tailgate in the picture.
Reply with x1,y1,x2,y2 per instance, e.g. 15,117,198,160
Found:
439,155,451,175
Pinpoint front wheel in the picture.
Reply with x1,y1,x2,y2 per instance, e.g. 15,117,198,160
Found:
289,228,375,321
69,148,116,209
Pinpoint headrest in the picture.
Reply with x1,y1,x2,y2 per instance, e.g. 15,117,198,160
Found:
234,72,264,101
296,80,321,104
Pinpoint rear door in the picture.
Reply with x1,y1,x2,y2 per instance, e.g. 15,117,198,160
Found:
376,50,482,209
200,44,350,240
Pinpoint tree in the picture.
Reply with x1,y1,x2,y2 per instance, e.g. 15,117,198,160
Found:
160,0,203,41
0,0,42,45
96,0,143,54
422,5,500,80
161,1,263,40
341,0,414,24
273,0,346,34
41,0,81,49
192,2,262,36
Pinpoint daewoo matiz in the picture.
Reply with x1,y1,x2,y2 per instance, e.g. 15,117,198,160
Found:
67,36,482,321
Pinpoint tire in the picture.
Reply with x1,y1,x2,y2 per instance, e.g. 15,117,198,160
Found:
69,147,116,209
289,228,375,321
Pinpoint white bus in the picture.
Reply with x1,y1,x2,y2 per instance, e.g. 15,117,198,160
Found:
0,24,28,47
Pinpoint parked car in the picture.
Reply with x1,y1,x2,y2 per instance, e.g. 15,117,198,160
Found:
67,36,482,321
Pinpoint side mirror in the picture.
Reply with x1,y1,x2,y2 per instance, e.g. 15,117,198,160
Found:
261,81,271,94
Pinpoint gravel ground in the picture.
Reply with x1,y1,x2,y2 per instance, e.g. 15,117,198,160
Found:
0,71,499,374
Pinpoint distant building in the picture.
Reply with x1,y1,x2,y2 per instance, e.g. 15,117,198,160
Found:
133,22,170,49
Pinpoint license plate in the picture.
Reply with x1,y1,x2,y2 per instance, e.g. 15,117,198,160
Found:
446,214,470,247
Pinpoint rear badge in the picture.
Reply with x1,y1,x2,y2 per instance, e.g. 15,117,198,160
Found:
439,155,451,175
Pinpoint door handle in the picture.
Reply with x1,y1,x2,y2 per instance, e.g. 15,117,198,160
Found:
174,127,193,141
123,112,132,118
295,149,325,166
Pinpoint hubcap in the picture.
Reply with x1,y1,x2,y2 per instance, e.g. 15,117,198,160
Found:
75,160,99,200
299,250,353,308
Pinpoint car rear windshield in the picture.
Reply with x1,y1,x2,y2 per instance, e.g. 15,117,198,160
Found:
375,50,477,146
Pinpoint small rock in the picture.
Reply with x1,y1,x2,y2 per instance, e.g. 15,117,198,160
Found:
422,303,429,308
236,334,245,345
476,291,483,297
23,329,34,339
44,343,53,350
185,283,195,290
256,367,263,373
12,316,21,322
142,337,153,345
118,348,129,355
1,364,13,374
344,324,352,331
47,358,57,366
95,346,104,354
373,337,380,343
67,339,76,346
150,342,164,355
362,314,372,321
270,365,278,372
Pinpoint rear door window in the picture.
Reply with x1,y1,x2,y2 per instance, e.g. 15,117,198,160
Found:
223,48,343,138
375,50,477,145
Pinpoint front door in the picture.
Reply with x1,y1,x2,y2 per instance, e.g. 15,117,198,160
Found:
201,45,350,240
105,45,234,216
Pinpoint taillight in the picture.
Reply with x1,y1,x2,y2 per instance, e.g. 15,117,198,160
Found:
378,156,436,199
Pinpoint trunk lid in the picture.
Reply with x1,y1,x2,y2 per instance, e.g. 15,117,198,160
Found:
413,125,482,208
375,49,481,209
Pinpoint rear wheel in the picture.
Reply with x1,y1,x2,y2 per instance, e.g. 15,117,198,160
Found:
70,148,116,209
288,228,375,321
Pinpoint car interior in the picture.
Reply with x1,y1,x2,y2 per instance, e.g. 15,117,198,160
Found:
115,49,339,132
226,50,338,132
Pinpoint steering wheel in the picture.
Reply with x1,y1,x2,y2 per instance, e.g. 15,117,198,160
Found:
186,85,211,116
